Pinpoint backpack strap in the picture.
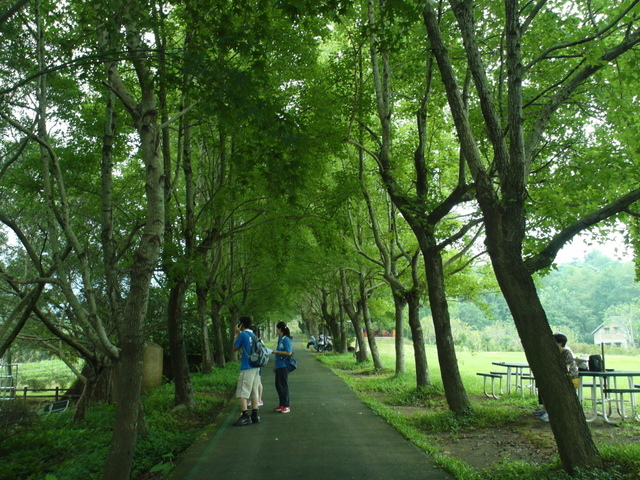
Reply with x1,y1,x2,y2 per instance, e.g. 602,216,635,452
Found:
242,330,255,357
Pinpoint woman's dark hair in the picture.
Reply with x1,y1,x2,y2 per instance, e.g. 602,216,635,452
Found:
553,333,568,347
250,325,261,338
238,316,252,329
276,321,291,338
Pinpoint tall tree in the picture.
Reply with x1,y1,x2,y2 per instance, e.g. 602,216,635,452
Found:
95,1,165,478
353,148,430,383
344,0,479,413
421,0,640,471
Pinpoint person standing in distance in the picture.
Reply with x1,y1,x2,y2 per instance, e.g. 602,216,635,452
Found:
272,321,293,413
232,316,261,426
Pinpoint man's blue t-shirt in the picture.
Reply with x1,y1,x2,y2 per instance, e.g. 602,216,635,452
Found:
234,330,255,370
275,335,292,369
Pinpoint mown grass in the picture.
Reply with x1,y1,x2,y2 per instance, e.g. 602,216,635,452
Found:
316,338,640,480
0,365,238,480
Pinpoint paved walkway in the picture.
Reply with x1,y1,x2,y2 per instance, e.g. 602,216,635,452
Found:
168,347,453,480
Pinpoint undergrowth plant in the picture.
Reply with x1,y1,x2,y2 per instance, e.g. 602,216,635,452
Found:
0,365,237,480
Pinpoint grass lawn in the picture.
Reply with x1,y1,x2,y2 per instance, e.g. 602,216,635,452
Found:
346,337,640,391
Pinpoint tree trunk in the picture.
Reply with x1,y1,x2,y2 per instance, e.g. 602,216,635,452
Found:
72,362,107,422
167,280,195,406
405,290,429,388
423,250,470,412
344,307,367,362
102,327,146,480
489,239,602,470
101,3,164,477
324,314,342,351
392,292,406,375
340,271,368,362
210,299,226,367
197,285,213,374
421,0,606,468
364,0,470,411
338,312,348,354
361,279,383,370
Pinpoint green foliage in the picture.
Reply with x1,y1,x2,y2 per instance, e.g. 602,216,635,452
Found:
16,360,78,391
446,254,640,350
0,368,236,480
0,401,37,444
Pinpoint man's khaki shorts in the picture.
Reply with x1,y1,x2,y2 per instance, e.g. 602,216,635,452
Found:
236,368,261,399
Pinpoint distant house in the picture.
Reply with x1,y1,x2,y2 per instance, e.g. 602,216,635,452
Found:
592,319,630,348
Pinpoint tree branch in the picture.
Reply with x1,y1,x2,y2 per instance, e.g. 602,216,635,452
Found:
524,187,640,273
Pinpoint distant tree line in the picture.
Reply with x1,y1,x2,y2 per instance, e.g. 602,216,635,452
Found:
416,251,640,351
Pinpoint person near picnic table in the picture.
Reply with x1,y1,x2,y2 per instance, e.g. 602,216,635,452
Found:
535,333,579,422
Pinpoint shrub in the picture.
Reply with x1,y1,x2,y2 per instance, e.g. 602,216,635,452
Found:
0,401,37,444
0,368,236,480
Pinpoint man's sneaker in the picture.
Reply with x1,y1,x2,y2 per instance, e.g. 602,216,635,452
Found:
533,408,546,416
539,412,549,422
251,413,261,424
259,400,264,406
274,406,284,412
233,415,252,426
279,407,290,414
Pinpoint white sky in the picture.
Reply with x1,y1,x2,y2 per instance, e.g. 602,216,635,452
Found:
555,232,633,264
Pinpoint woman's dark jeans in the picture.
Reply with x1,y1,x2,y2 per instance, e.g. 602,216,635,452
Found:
275,367,290,407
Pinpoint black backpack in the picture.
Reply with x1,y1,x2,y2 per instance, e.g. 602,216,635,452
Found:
248,332,269,368
588,354,604,372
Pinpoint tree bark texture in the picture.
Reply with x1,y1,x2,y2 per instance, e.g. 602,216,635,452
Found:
423,249,470,412
392,293,406,375
360,275,384,370
197,285,214,374
210,300,226,368
366,0,469,411
167,280,196,406
405,290,430,388
488,240,602,470
340,271,368,362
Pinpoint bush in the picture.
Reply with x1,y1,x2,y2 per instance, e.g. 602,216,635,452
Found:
0,401,37,444
0,368,236,480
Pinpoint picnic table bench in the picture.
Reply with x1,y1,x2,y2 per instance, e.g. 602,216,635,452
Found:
42,399,70,414
476,372,503,398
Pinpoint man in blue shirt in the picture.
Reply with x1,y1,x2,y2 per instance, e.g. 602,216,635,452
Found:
232,316,261,426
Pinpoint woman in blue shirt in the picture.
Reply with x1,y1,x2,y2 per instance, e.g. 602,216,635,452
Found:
272,321,293,413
